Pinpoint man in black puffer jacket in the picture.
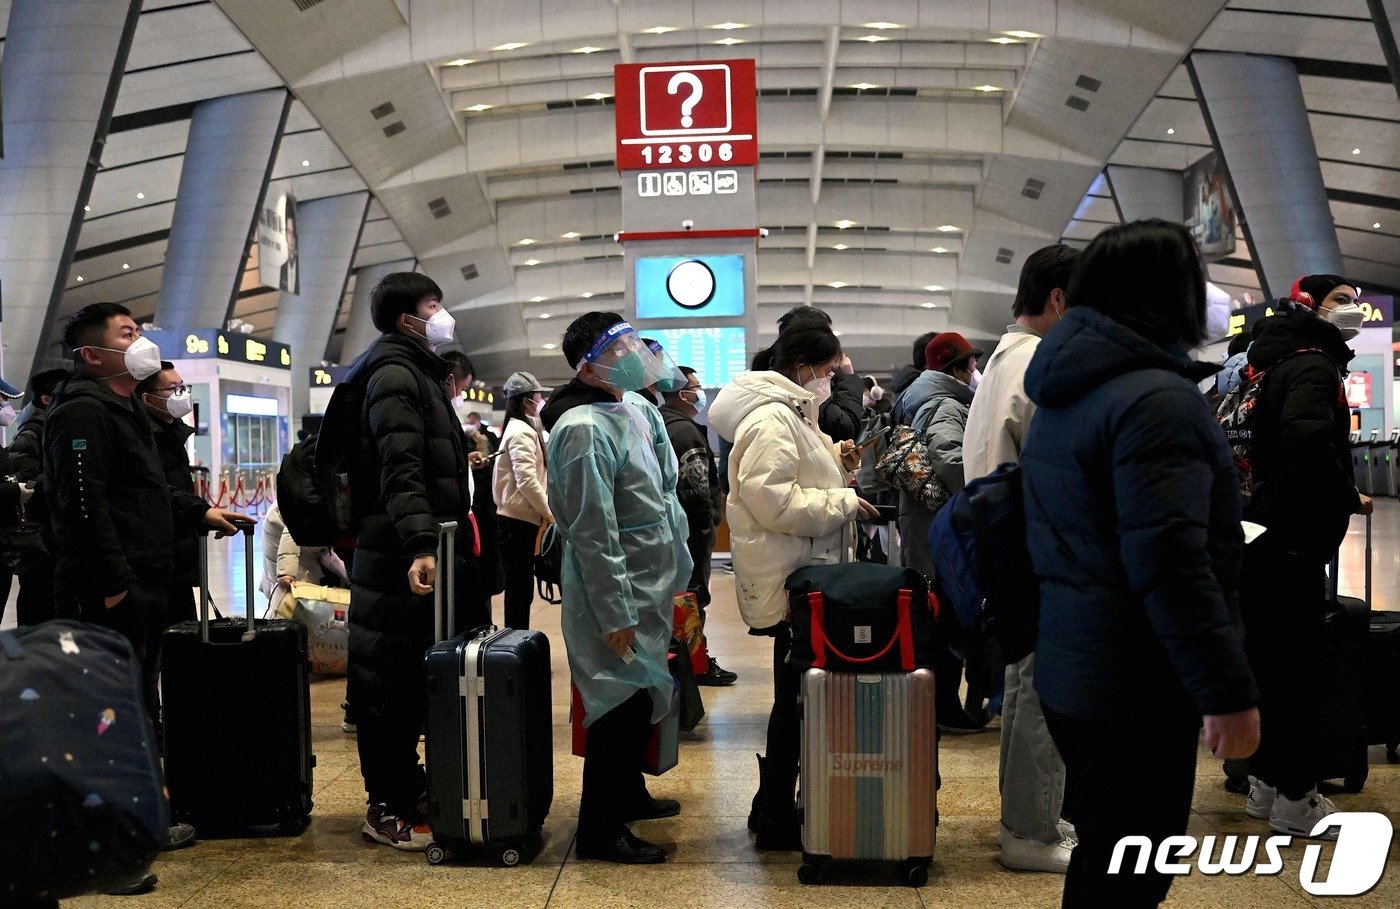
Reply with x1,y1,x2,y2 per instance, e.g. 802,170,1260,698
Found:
343,272,473,853
1236,275,1368,837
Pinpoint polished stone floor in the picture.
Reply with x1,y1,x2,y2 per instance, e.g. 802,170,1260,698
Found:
36,504,1400,907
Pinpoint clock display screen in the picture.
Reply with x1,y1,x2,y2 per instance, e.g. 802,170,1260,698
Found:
636,254,745,319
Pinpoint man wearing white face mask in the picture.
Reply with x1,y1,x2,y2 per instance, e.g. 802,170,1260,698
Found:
45,304,253,883
1235,274,1371,839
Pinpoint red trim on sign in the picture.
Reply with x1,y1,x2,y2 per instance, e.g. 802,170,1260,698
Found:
616,228,762,242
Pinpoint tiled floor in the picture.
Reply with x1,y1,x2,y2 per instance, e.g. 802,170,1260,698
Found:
31,504,1400,907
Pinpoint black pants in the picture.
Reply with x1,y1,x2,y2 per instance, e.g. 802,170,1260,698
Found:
497,516,538,630
15,553,56,626
578,689,652,843
1240,545,1326,800
1044,704,1201,909
686,526,715,617
73,581,168,725
760,623,802,824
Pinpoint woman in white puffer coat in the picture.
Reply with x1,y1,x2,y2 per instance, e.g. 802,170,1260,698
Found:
707,320,879,850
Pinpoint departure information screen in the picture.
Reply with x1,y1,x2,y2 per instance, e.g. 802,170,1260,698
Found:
650,326,748,388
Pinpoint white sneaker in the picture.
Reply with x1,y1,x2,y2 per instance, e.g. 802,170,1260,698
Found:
997,825,1073,873
1245,776,1276,819
1270,791,1340,839
1056,819,1078,845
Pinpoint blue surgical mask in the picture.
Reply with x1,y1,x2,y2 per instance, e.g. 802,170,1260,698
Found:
686,388,708,413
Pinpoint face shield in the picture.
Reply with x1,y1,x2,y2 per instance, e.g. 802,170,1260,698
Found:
644,339,688,393
579,321,669,393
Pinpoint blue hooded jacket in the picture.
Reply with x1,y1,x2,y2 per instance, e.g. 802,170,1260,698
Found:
1020,307,1258,722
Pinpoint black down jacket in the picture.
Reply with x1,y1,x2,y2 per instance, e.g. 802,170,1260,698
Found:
1243,309,1359,565
151,417,209,589
343,333,472,716
1020,307,1258,723
44,373,175,608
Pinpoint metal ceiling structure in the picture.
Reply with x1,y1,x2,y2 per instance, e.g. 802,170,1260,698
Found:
3,0,1396,384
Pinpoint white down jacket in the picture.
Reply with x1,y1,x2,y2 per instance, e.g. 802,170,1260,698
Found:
708,371,859,630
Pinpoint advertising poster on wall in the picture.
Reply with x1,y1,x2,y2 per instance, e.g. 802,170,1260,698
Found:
258,186,299,294
1184,151,1236,261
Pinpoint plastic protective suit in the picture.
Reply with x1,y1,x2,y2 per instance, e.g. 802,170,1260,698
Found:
546,388,692,727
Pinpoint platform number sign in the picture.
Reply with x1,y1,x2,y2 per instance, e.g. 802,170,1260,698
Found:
614,60,757,172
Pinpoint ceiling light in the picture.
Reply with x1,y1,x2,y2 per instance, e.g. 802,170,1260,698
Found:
850,83,880,91
832,244,849,250
924,285,945,292
518,238,536,245
466,103,494,112
1166,128,1175,136
714,37,745,45
136,192,145,199
491,42,529,51
581,292,594,298
989,37,1021,45
937,225,960,233
973,84,1003,93
302,159,311,166
829,281,848,288
562,231,581,239
572,46,605,54
530,296,547,303
642,26,678,35
1001,30,1043,39
833,330,843,337
445,58,476,67
543,343,557,350
710,22,749,30
921,302,937,309
539,313,552,320
834,219,856,229
862,22,905,29
523,259,541,267
1374,222,1382,229
932,246,948,253
857,35,890,43
84,206,90,212
1353,148,1362,155
122,263,130,270
76,276,84,282
583,92,613,101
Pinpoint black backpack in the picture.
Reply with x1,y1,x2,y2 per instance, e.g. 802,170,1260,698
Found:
275,434,335,546
1215,347,1324,505
313,373,372,544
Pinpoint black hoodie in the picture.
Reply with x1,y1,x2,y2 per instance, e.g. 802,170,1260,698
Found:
1244,309,1359,562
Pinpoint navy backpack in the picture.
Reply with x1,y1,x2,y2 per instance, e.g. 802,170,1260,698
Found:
928,462,1039,663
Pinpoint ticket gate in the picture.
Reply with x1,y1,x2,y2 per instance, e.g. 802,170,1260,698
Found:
1368,430,1395,497
1352,430,1372,494
1386,430,1400,498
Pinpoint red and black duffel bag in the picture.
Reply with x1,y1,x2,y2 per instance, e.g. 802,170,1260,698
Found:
786,562,940,672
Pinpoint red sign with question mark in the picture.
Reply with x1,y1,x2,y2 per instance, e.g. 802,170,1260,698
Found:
614,59,757,171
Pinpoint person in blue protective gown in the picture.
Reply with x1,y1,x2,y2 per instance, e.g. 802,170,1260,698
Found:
539,311,693,865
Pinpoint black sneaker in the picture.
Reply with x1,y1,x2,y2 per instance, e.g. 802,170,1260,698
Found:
696,657,738,687
754,815,803,851
624,797,681,821
105,872,157,896
162,822,198,851
576,831,667,864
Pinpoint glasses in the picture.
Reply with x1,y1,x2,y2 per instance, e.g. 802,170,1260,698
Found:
155,384,190,395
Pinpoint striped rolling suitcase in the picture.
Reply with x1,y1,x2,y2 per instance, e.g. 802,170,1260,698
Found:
798,668,937,887
423,522,553,866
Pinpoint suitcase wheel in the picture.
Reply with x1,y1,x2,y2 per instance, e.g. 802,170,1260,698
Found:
426,843,448,866
1388,743,1399,763
901,860,930,888
279,815,310,836
797,856,825,885
499,846,523,867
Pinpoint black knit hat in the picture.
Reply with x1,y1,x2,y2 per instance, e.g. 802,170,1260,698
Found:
1291,274,1359,310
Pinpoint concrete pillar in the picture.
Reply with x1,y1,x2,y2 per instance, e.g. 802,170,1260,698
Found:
273,192,370,421
339,258,416,365
0,0,142,382
1104,166,1184,224
156,89,291,330
1188,53,1342,299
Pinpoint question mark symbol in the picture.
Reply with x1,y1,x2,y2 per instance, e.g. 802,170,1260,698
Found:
668,72,704,129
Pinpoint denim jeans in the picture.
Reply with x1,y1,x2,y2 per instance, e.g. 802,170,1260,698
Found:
1000,652,1067,844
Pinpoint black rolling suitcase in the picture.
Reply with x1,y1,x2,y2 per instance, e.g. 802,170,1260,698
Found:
424,521,553,866
1368,611,1400,759
1318,513,1370,792
162,527,314,833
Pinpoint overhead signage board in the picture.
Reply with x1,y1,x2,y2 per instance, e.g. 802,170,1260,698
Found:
258,186,300,293
614,60,757,172
1184,151,1236,262
145,329,292,371
310,365,353,387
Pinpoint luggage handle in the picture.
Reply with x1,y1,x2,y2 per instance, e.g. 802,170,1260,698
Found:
198,525,257,644
807,589,916,671
433,521,459,644
1329,511,1373,606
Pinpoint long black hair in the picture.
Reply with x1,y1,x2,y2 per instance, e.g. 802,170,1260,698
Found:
500,392,530,434
767,324,841,380
1067,219,1207,349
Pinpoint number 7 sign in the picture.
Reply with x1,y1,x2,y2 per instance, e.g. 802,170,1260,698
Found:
614,59,757,172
